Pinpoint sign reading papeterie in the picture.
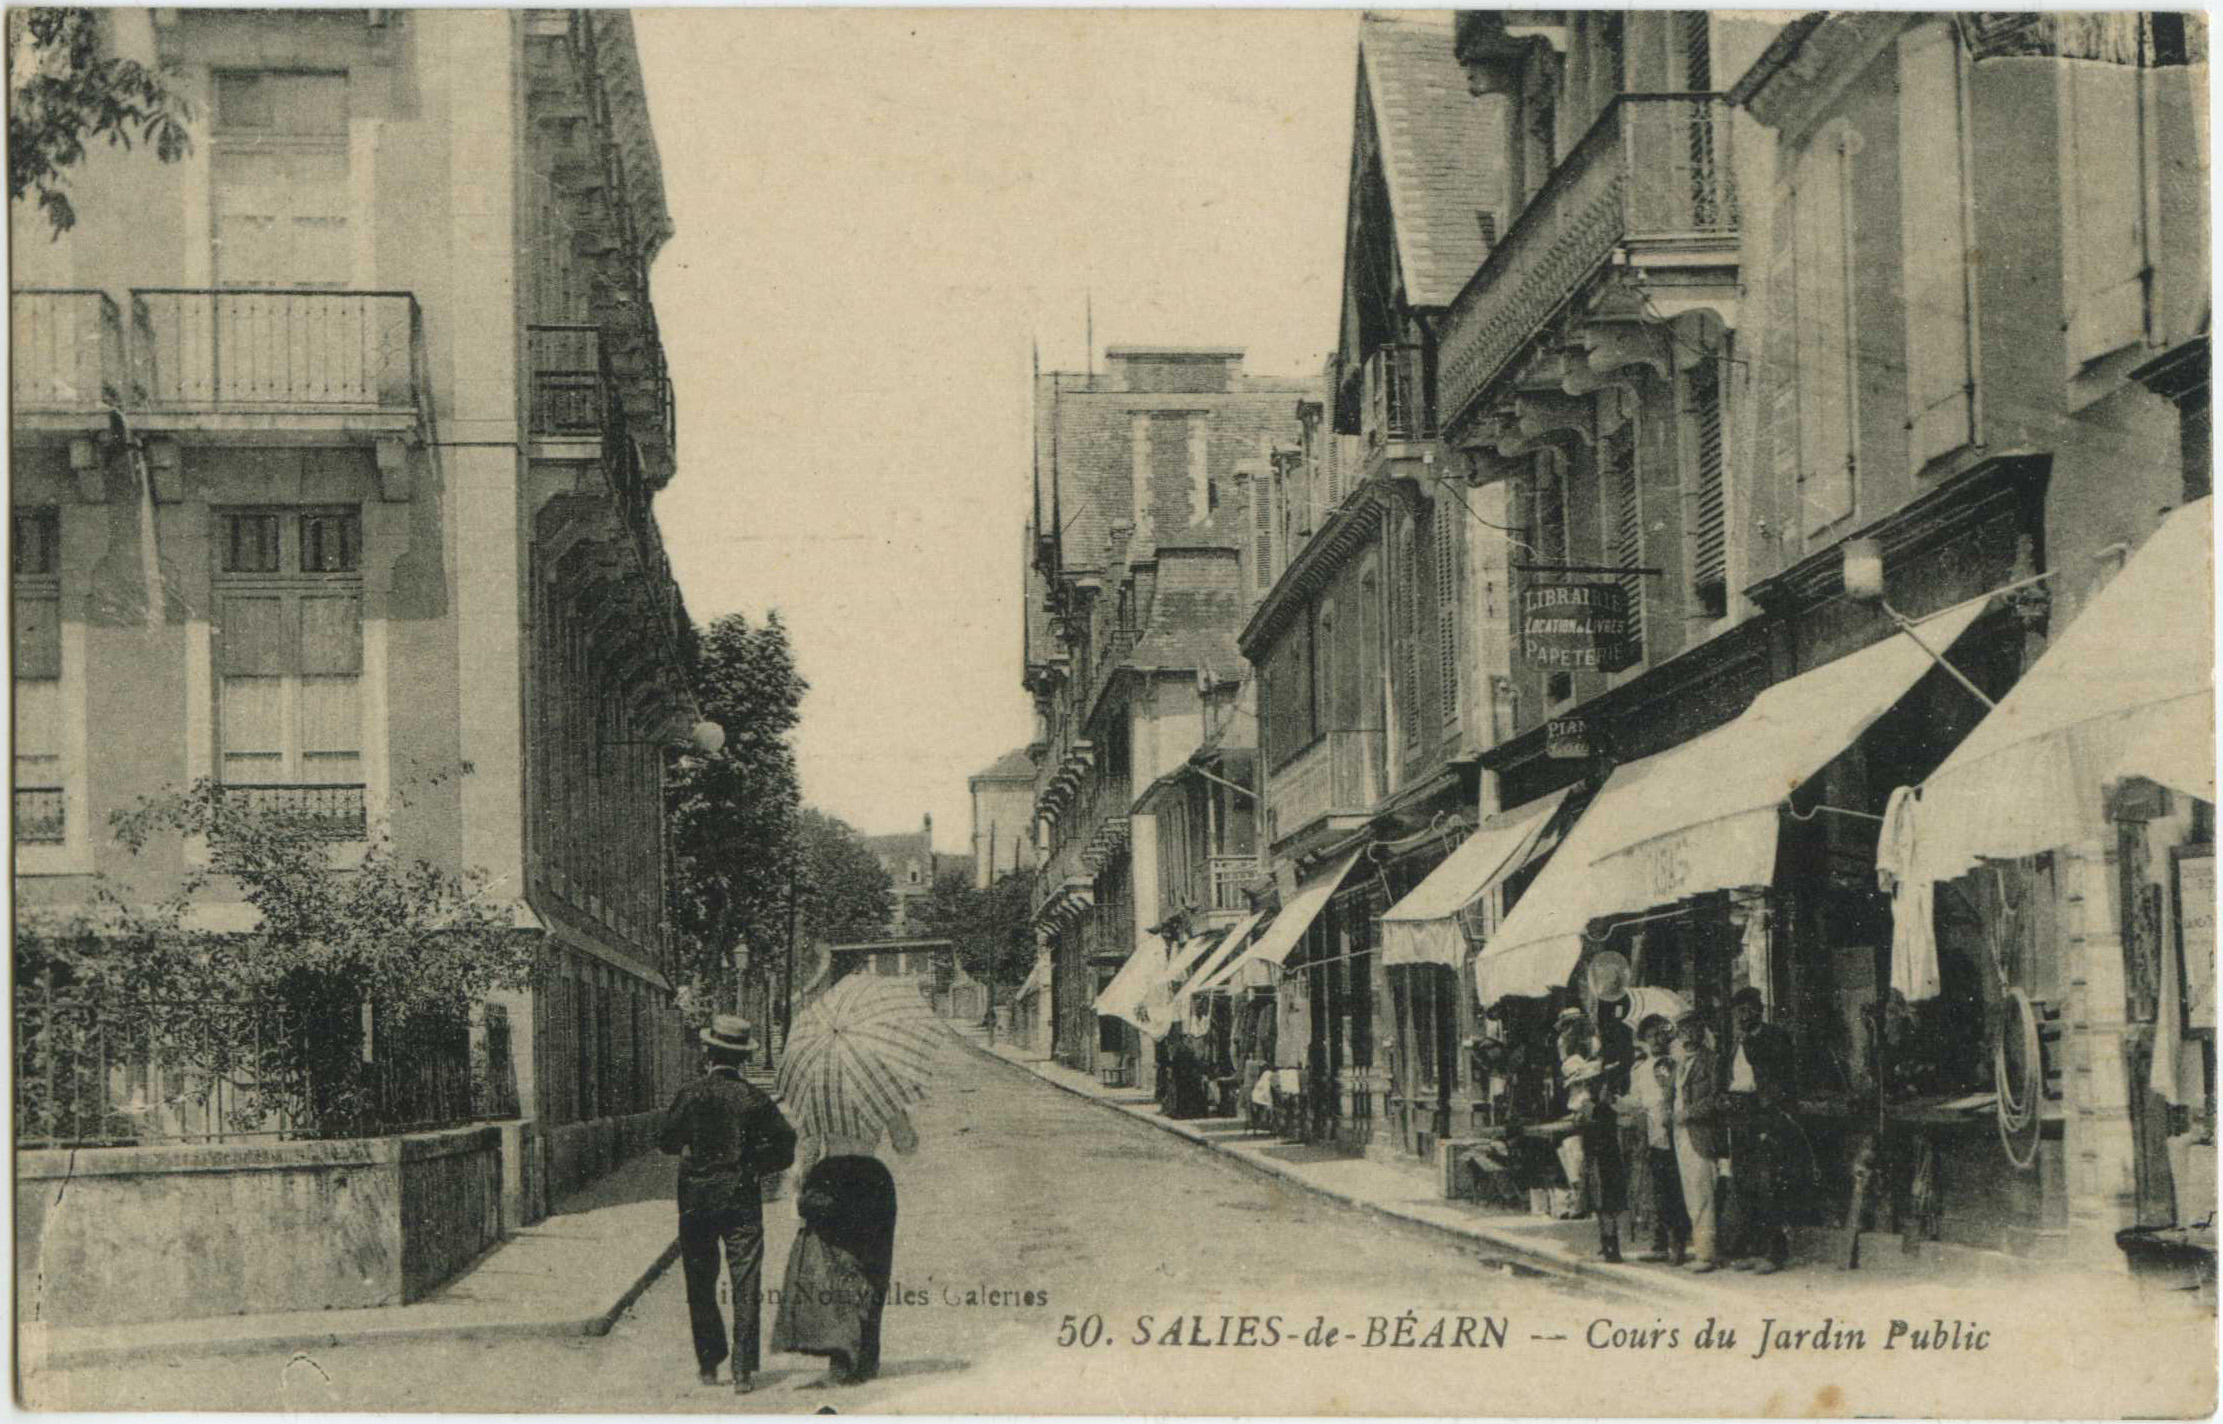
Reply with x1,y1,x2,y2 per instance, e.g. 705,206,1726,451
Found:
1521,583,1633,672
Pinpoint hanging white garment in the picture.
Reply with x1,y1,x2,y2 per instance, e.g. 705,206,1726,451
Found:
1878,784,1942,1002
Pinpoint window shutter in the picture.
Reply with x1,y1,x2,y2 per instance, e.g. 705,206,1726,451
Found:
216,591,297,675
1607,424,1645,662
1899,24,1977,468
1398,513,1421,750
2063,61,2149,363
1795,132,1857,534
13,596,61,679
299,591,362,675
1689,357,1728,595
1534,451,1567,566
1434,499,1459,723
1679,12,1711,89
1253,473,1273,591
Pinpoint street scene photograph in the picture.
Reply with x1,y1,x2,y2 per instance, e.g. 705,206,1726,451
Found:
7,6,2217,1417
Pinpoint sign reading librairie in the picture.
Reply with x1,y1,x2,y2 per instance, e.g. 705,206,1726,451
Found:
1521,583,1634,672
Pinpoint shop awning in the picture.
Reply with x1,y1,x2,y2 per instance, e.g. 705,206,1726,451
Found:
1177,910,1266,1004
1475,598,1994,1007
1135,928,1229,1040
1380,787,1573,968
1193,848,1366,992
1014,960,1046,1002
1912,498,2214,882
1093,938,1171,1033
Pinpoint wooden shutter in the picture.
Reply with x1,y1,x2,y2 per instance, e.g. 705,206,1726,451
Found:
1434,499,1459,723
1534,451,1567,566
1607,424,1645,661
1899,23,1977,468
13,596,60,679
1689,356,1728,595
1398,513,1421,749
299,591,362,675
2062,60,2150,363
1679,12,1711,89
1796,131,1857,534
1253,474,1274,591
216,592,297,675
1765,184,1802,540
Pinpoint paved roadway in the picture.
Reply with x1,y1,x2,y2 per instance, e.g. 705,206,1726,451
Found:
28,1045,1593,1414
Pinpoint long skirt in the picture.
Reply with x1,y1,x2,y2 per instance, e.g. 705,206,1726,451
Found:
772,1155,898,1382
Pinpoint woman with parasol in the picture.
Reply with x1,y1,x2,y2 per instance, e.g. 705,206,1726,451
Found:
770,976,945,1385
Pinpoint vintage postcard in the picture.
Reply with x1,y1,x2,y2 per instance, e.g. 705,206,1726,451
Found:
9,6,2217,1417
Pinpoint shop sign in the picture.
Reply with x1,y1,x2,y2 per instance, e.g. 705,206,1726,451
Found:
1546,717,1593,760
1521,583,1635,672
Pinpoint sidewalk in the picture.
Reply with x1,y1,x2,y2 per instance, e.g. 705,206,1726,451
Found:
963,1035,2058,1302
22,1148,685,1374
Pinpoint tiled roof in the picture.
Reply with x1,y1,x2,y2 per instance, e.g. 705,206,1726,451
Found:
1129,549,1248,684
1358,13,1505,309
973,747,1037,782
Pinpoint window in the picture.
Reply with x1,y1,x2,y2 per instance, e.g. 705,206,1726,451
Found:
1686,355,1729,619
1679,12,1711,89
1899,23,1979,467
1531,449,1568,567
14,509,64,847
211,72,351,289
1792,125,1861,535
1251,469,1275,591
2059,56,2152,365
1604,423,1646,664
213,508,365,832
1433,498,1459,725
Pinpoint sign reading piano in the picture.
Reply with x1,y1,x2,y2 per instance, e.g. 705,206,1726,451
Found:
1521,583,1636,673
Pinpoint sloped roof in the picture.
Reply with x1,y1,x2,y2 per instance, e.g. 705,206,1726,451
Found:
1357,13,1505,309
972,747,1037,782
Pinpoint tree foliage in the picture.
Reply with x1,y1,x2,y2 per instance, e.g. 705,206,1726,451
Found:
911,865,1038,992
793,807,893,950
15,777,536,1142
8,9,193,236
666,612,807,992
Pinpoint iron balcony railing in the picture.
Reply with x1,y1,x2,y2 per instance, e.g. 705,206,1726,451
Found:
215,783,369,840
1208,854,1258,913
1265,730,1385,847
13,787,66,844
11,289,123,412
1436,94,1740,436
1363,344,1432,449
129,289,420,412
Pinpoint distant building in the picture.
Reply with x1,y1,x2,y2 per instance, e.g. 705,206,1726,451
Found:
968,747,1038,888
861,813,964,937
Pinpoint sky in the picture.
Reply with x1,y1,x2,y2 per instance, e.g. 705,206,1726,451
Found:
634,9,1363,853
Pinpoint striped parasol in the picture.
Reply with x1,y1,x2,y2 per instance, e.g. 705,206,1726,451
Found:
774,975,953,1145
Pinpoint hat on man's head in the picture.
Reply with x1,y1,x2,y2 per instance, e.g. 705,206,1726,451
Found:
1673,1009,1705,1031
701,1014,755,1055
1731,987,1765,1012
1554,1006,1588,1029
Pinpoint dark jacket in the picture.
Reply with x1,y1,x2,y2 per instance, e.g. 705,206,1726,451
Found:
1673,1050,1728,1161
658,1067,798,1216
1728,1022,1798,1111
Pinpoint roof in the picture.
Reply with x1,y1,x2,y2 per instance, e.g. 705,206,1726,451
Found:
1356,14,1506,309
971,747,1037,783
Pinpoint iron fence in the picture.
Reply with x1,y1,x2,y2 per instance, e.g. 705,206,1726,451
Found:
215,783,368,840
14,989,501,1148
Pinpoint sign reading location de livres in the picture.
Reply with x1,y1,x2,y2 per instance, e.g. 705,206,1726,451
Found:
1521,583,1634,672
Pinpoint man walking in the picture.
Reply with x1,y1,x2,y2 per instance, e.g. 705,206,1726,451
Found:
659,1015,798,1393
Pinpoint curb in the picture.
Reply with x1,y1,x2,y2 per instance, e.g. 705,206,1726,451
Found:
962,1038,1701,1304
30,1238,684,1372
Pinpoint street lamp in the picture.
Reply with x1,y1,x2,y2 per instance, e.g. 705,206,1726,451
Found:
1841,538,1995,709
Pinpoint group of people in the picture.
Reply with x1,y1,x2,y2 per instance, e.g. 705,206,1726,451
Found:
657,1015,908,1395
1555,986,1800,1273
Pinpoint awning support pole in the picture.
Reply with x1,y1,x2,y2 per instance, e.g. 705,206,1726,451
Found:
1883,598,1997,710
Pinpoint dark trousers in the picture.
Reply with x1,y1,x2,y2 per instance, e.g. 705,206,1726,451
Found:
681,1207,765,1375
1580,1119,1627,1244
1728,1114,1790,1265
1647,1146,1691,1250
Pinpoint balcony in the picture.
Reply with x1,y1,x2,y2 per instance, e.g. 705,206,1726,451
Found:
1208,854,1258,913
1363,344,1432,451
13,787,66,845
1436,95,1740,437
129,290,420,419
12,290,123,417
216,783,368,841
1264,730,1384,848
